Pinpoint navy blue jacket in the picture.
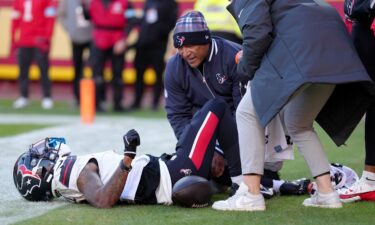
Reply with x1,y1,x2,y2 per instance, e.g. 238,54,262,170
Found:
164,37,243,139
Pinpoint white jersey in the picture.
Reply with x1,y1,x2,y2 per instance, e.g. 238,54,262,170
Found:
51,150,123,202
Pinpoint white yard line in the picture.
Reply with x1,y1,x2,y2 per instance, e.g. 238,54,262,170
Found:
0,114,176,225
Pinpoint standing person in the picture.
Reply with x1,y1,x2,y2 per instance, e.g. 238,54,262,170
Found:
58,0,92,107
339,0,375,202
10,0,57,110
194,0,242,44
164,11,308,196
86,0,131,112
130,0,178,111
213,0,374,211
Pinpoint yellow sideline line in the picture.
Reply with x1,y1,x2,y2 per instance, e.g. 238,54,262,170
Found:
0,64,158,85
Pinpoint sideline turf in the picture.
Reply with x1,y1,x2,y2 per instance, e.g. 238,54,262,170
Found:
0,124,51,137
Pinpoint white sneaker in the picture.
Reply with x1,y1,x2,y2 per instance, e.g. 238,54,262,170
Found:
339,178,375,203
13,97,29,109
212,182,266,211
41,98,54,109
303,191,342,208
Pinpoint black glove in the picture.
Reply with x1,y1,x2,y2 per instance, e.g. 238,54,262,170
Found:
123,129,140,159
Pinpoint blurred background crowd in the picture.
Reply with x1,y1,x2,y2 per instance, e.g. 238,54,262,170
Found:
0,0,344,112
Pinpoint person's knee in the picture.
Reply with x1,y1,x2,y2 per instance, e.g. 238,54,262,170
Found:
284,116,313,138
235,106,243,119
205,99,227,118
236,101,251,122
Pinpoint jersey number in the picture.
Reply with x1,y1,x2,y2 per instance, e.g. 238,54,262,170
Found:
23,0,33,22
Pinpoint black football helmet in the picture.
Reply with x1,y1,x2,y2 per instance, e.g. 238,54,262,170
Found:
13,137,68,201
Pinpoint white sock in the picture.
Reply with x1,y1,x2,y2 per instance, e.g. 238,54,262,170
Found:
317,190,337,197
231,175,243,185
362,171,375,186
272,180,285,193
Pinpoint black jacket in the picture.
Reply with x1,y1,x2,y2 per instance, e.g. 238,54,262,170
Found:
137,0,177,48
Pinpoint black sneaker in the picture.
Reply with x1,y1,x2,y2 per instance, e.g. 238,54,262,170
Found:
209,180,230,195
260,184,274,199
279,178,311,195
229,183,239,197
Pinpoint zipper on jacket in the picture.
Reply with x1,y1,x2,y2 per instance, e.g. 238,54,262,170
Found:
200,65,215,98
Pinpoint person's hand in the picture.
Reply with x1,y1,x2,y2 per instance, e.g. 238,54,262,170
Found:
114,39,127,54
123,129,140,159
235,50,243,64
211,152,225,178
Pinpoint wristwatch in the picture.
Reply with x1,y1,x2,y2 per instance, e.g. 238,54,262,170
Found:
119,160,132,173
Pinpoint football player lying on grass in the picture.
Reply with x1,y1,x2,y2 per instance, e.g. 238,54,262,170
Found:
13,99,310,208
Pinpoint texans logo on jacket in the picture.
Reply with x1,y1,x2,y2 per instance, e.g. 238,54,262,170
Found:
180,168,192,176
216,73,228,84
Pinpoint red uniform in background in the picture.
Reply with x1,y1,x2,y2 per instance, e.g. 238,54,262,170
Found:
88,0,130,112
90,0,128,50
11,0,56,51
10,0,57,110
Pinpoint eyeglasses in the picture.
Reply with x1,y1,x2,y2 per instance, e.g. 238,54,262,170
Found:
29,137,66,157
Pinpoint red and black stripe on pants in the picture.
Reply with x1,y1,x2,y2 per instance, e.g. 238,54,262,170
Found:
166,98,242,185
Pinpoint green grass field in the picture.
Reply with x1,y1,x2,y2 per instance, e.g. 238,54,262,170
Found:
2,99,374,225
0,124,52,137
0,99,166,118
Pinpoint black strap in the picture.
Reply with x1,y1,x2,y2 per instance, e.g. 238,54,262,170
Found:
159,153,176,162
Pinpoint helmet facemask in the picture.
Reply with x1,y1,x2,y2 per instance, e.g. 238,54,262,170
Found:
13,137,68,201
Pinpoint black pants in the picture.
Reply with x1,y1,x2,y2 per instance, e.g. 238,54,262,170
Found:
166,99,242,185
352,21,375,166
132,43,167,109
17,47,51,98
71,41,91,104
92,44,124,109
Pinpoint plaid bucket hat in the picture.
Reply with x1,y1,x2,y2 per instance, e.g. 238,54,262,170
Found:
173,11,211,48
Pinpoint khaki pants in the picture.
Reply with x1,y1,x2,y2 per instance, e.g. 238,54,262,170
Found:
237,84,335,177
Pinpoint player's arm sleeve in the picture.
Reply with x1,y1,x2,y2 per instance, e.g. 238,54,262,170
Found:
237,0,273,81
164,59,193,140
